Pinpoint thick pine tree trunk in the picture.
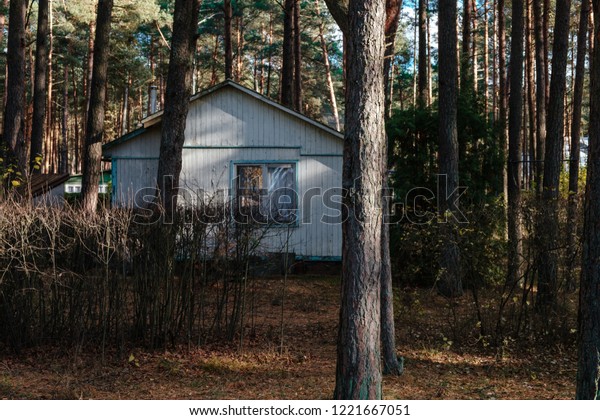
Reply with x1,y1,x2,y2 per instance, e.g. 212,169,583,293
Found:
30,0,49,173
80,0,114,213
281,0,295,108
437,0,463,298
566,0,590,291
536,0,572,311
155,0,201,212
334,0,386,400
576,0,600,399
507,0,524,297
2,0,28,173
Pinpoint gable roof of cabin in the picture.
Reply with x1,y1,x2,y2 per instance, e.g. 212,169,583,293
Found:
103,80,343,153
25,173,70,197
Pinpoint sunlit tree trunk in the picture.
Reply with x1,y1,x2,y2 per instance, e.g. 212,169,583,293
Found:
316,0,341,131
333,0,386,400
59,63,69,175
417,0,428,107
384,0,402,117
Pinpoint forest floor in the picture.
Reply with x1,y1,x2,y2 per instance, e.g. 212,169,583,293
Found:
0,275,577,400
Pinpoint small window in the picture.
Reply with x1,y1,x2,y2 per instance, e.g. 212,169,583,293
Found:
235,163,297,225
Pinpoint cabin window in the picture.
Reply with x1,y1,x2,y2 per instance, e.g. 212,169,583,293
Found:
235,163,297,224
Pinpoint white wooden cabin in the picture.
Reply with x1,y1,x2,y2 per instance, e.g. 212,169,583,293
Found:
102,81,343,260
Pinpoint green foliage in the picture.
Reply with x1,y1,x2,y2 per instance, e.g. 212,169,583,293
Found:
387,91,506,289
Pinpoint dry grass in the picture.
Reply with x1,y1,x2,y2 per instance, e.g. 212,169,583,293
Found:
0,276,577,400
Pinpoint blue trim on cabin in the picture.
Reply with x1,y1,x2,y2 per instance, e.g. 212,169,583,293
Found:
111,159,118,204
107,157,160,160
300,153,343,157
182,146,343,158
295,255,342,262
229,159,301,229
183,145,302,150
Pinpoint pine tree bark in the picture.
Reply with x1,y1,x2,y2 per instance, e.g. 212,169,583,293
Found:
566,0,590,292
380,159,402,376
293,0,303,112
45,0,53,168
59,63,69,175
30,0,49,173
461,0,472,90
526,0,536,190
334,0,386,400
72,67,81,173
437,0,463,298
472,0,478,92
498,0,508,210
533,0,547,195
224,0,233,80
281,0,295,108
384,0,402,117
325,0,404,379
484,0,490,117
576,0,600,399
324,0,349,34
507,0,524,295
417,0,428,107
536,0,572,311
81,0,114,213
155,0,201,212
84,20,95,134
2,0,28,173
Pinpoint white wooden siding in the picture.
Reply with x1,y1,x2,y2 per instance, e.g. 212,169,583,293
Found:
107,84,343,258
